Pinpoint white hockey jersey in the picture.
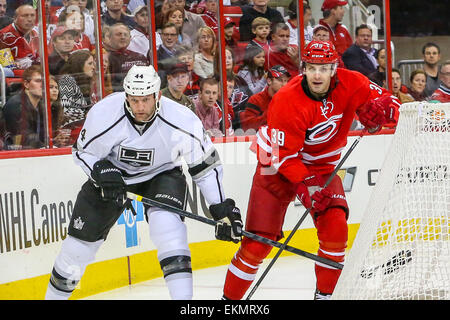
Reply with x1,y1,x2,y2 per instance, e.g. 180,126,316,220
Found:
73,92,225,205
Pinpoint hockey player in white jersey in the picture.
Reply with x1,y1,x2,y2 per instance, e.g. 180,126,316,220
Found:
45,65,243,300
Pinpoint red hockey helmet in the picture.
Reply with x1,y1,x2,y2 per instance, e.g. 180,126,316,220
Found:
302,40,338,64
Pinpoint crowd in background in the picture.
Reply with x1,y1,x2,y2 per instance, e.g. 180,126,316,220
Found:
0,0,449,151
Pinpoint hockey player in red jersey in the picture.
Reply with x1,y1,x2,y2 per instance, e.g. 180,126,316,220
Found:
221,40,401,300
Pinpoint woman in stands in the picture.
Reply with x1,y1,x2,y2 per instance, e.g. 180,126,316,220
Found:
57,50,98,144
193,26,217,79
214,47,253,129
49,75,72,147
407,69,428,101
163,7,192,47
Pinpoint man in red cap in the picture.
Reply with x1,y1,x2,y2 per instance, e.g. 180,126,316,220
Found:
220,40,400,300
48,26,78,75
319,0,353,57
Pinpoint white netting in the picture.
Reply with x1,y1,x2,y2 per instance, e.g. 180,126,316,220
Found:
333,102,450,300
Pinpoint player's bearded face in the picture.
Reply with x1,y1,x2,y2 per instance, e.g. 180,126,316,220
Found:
304,63,335,97
127,94,158,122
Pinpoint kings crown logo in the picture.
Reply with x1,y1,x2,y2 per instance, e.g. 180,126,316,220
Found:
73,217,85,230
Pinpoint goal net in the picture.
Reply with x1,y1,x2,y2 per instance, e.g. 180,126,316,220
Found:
332,102,450,300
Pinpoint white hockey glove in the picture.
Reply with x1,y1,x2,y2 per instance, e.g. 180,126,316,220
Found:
209,199,243,243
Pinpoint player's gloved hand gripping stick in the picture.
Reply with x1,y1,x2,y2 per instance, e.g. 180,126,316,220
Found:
245,130,367,300
92,160,126,204
209,199,243,243
126,192,344,270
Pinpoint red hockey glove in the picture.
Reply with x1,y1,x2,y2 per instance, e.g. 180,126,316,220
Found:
296,175,332,212
310,188,333,212
358,95,400,133
377,95,400,126
357,100,386,133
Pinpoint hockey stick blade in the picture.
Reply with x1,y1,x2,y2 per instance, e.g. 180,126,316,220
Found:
126,192,343,270
360,249,412,279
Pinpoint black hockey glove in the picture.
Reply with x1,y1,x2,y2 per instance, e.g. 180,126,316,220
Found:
209,199,243,243
91,160,126,205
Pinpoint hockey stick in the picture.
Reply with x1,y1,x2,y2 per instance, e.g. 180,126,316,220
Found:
126,192,344,270
360,249,412,278
245,131,366,300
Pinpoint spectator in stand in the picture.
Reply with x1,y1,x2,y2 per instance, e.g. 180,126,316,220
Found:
0,4,39,75
368,48,386,87
193,26,216,79
312,24,345,69
0,0,13,29
172,0,205,44
101,47,114,96
48,26,78,76
77,0,95,43
101,0,136,29
407,69,427,101
422,42,442,97
266,22,299,77
2,65,45,149
163,7,192,47
157,22,179,68
102,24,113,51
223,71,236,136
58,6,94,53
238,0,284,42
286,1,313,46
0,0,7,17
391,68,414,104
105,23,149,91
213,45,234,77
247,17,270,54
240,64,290,132
194,77,222,137
53,0,95,44
223,17,241,64
58,50,98,143
128,5,151,57
319,0,352,57
215,47,253,128
342,24,378,77
237,45,267,95
155,0,174,30
49,75,72,148
157,22,179,86
174,44,200,99
430,61,450,103
312,24,329,42
201,0,219,35
161,62,196,112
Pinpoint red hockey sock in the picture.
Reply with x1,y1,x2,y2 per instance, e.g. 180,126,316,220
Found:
314,207,348,294
223,235,274,300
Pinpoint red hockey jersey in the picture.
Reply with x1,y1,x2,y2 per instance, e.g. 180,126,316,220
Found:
255,68,395,184
430,85,450,103
0,23,39,63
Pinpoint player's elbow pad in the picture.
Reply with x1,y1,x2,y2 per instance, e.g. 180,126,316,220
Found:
188,147,221,180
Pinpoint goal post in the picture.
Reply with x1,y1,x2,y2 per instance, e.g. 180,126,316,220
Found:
332,102,450,300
